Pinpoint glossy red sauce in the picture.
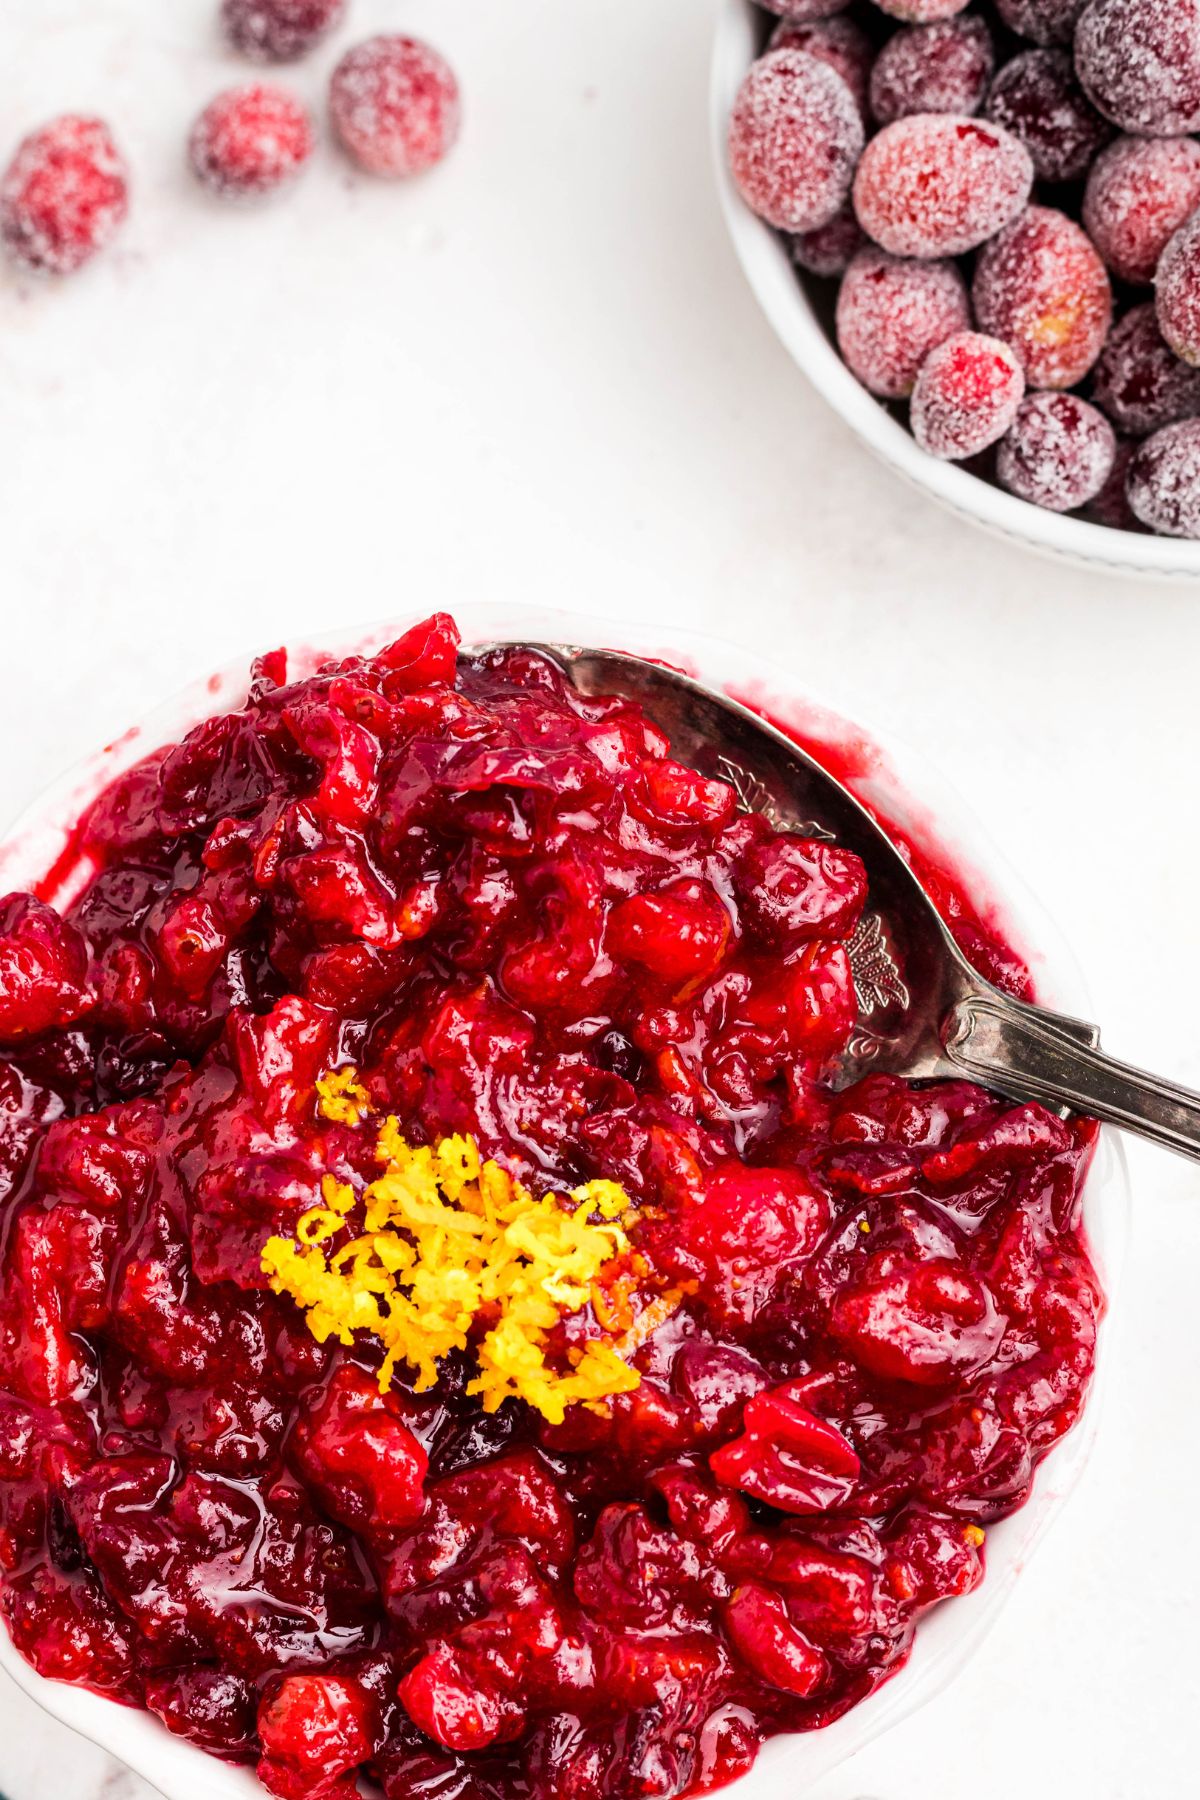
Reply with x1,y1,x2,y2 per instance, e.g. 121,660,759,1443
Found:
0,616,1100,1799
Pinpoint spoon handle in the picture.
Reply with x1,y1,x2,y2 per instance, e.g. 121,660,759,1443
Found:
944,991,1200,1161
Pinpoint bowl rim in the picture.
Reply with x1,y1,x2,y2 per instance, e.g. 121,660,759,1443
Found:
710,0,1200,581
0,603,1131,1800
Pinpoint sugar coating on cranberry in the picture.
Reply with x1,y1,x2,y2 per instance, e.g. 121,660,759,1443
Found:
221,0,347,63
1091,304,1200,435
1075,0,1200,136
728,49,865,233
1127,419,1200,535
996,392,1116,511
769,16,874,120
869,0,971,21
869,18,994,124
1156,212,1200,367
993,0,1084,42
984,50,1112,185
0,115,129,275
330,34,461,178
836,246,970,397
1084,136,1200,288
853,115,1032,258
911,330,1026,457
973,206,1112,390
791,201,867,276
760,0,853,16
1084,435,1144,528
189,85,315,197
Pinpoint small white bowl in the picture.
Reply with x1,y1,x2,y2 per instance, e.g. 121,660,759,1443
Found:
711,0,1200,580
0,606,1130,1800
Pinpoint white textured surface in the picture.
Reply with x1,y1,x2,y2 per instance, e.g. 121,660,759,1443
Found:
0,2,1197,1799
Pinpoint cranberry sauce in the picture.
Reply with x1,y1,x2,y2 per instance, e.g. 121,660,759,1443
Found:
0,615,1100,1800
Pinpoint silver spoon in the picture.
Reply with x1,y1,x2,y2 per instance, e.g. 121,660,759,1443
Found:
473,641,1200,1163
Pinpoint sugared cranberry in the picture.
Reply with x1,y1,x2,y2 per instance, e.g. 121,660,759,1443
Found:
760,0,855,15
910,330,1026,459
869,0,971,20
1091,304,1200,436
836,246,970,398
993,0,1084,40
1075,0,1200,136
0,115,128,275
1156,212,1200,368
868,18,995,124
189,85,315,197
221,0,347,63
983,50,1112,185
728,49,864,232
852,115,1033,258
790,202,867,276
973,206,1112,390
1127,419,1200,536
1083,435,1144,529
769,16,874,120
996,392,1116,511
329,34,461,178
1084,136,1200,288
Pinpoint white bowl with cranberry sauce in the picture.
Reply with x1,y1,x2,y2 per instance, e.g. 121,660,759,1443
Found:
0,607,1129,1800
711,0,1200,579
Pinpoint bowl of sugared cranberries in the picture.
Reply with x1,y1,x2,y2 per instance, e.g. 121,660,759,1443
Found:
713,0,1200,574
0,605,1128,1800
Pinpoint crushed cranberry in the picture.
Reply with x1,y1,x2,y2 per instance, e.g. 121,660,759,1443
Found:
329,35,461,178
0,619,1101,1800
221,0,348,64
0,115,129,276
189,86,316,198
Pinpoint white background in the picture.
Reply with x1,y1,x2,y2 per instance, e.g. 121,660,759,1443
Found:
1,2,1198,1798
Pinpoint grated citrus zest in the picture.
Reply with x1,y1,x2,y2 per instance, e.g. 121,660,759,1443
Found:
263,1068,668,1425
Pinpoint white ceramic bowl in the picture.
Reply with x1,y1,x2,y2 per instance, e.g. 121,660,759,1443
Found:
712,0,1200,581
0,605,1129,1800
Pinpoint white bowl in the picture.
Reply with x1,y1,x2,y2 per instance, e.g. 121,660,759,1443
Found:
711,0,1200,581
0,605,1130,1800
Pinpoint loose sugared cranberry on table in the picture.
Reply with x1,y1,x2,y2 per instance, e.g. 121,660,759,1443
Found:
852,115,1032,258
996,392,1116,512
728,48,864,232
1091,305,1200,437
973,206,1112,391
1075,0,1200,137
1127,418,1200,535
330,33,461,177
868,17,995,124
836,246,969,398
983,50,1113,185
910,330,1025,458
221,0,347,63
0,115,128,275
189,85,315,197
